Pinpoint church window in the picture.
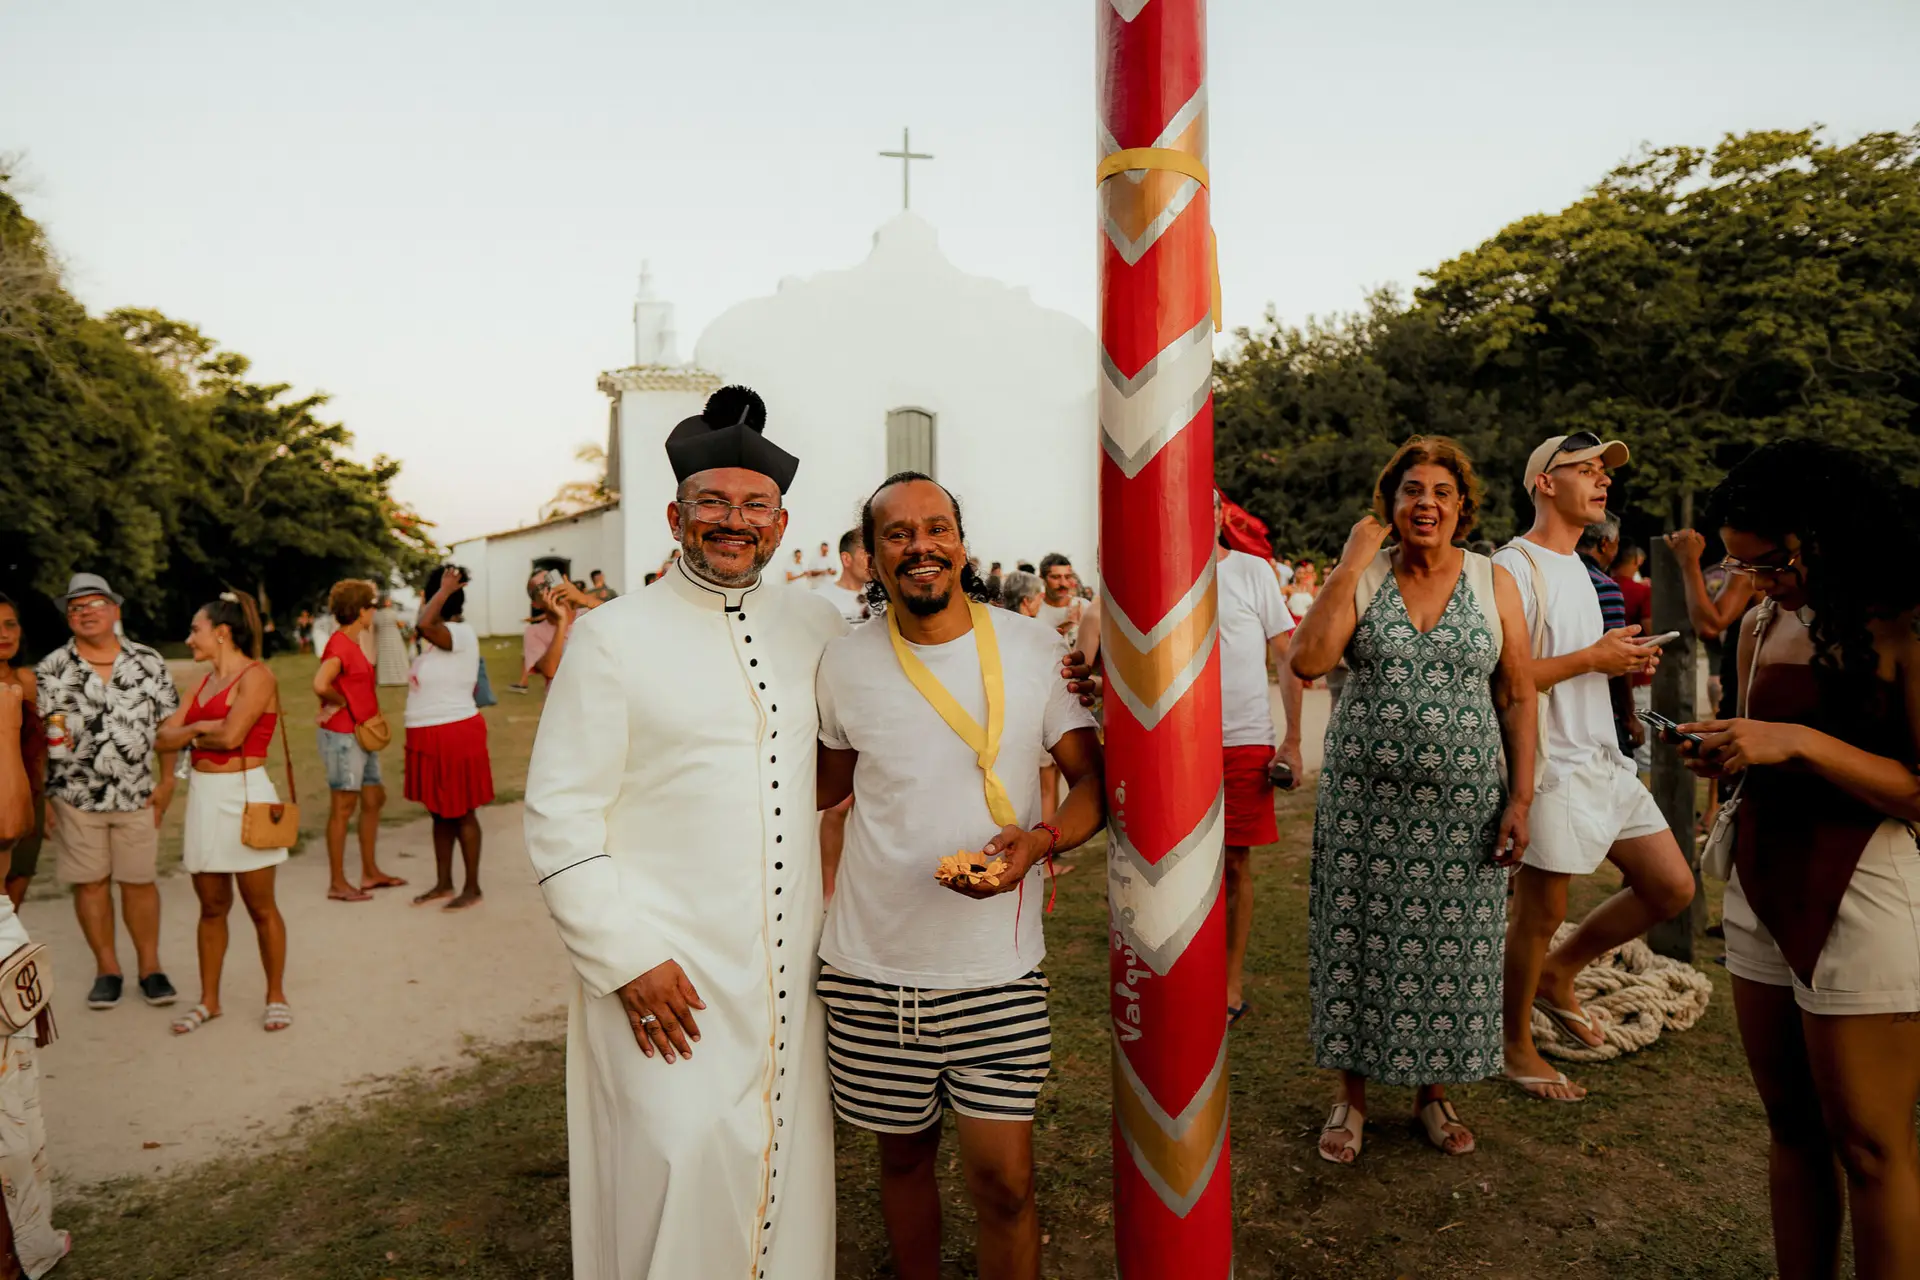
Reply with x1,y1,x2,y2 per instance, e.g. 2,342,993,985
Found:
886,407,936,476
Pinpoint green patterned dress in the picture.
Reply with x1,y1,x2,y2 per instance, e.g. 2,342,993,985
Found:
1308,568,1507,1086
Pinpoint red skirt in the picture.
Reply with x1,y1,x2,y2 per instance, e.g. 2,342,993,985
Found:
404,714,495,818
1222,744,1279,848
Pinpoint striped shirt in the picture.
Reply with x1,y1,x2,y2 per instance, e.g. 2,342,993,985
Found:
1583,553,1634,755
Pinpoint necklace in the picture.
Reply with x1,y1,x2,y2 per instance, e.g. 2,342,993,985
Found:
1796,606,1815,627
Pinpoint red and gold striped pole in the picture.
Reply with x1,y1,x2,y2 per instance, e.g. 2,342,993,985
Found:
1097,1,1232,1276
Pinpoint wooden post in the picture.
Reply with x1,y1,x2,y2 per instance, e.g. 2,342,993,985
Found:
1647,515,1702,959
1098,1,1234,1274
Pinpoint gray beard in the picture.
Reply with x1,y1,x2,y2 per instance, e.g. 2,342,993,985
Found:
682,530,771,588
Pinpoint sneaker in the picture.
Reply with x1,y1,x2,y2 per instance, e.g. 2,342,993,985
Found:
139,972,179,1007
86,974,123,1010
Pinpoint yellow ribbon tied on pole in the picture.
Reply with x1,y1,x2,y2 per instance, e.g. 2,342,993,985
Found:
887,600,1018,827
1096,146,1223,333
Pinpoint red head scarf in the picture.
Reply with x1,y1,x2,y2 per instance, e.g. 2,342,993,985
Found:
1216,491,1274,560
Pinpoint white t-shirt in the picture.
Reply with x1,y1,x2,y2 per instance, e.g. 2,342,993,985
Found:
784,561,810,587
819,582,869,624
1036,599,1082,648
809,554,837,589
817,609,1096,989
1492,539,1625,780
1217,550,1297,748
405,621,480,728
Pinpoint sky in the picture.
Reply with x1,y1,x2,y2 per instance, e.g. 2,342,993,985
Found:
4,0,1917,545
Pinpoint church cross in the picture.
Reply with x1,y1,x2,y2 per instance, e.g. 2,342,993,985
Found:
878,127,933,211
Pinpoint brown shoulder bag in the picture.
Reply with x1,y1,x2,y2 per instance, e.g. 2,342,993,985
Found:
242,709,301,850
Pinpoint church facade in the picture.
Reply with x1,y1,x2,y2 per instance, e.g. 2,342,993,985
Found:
606,213,1100,590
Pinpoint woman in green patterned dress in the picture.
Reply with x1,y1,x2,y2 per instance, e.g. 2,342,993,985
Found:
1291,437,1537,1164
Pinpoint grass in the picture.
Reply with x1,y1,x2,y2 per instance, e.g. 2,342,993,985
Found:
56,781,1785,1279
138,639,540,880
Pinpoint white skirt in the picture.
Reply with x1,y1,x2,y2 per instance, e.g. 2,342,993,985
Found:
183,768,290,876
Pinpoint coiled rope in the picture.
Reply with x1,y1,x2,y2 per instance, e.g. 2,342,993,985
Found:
1532,924,1714,1063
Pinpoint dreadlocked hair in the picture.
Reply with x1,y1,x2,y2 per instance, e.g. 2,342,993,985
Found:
858,471,993,615
1706,439,1920,725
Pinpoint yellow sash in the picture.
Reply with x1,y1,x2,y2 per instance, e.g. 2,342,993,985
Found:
887,600,1018,827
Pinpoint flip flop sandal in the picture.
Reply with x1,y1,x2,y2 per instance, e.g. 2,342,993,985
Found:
1501,1069,1586,1103
1417,1099,1476,1156
171,1004,218,1036
1318,1103,1365,1165
263,1002,294,1032
327,887,374,902
1228,1002,1253,1026
1533,997,1605,1047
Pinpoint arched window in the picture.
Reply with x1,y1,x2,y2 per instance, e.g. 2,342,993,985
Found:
886,407,936,477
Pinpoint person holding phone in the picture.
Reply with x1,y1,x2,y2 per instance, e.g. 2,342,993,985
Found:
1676,441,1920,1280
404,565,493,911
1492,434,1694,1102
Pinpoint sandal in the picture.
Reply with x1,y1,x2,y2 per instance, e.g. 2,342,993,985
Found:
263,1002,293,1032
1417,1098,1476,1156
1501,1068,1586,1103
1318,1102,1365,1165
1227,1002,1253,1027
327,886,373,903
170,1004,218,1036
1532,997,1605,1048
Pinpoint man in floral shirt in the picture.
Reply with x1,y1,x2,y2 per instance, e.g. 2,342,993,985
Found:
36,573,179,1011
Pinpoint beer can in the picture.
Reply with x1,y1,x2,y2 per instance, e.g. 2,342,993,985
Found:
45,713,71,762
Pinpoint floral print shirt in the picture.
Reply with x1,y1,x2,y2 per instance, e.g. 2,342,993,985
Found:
35,639,179,812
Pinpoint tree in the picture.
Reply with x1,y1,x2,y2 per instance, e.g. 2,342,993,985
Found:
540,442,612,521
1216,127,1920,555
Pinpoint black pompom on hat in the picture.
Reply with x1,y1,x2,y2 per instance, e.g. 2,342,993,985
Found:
665,385,798,493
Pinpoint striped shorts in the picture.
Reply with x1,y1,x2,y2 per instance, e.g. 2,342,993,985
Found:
816,965,1052,1133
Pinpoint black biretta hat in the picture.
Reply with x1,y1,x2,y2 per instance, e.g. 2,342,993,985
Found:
665,385,799,493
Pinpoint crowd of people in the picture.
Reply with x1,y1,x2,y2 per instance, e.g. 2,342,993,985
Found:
0,381,1903,1277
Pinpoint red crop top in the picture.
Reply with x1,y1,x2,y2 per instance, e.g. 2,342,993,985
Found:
186,668,277,764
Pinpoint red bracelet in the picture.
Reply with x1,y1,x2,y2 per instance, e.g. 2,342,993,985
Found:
1032,822,1061,856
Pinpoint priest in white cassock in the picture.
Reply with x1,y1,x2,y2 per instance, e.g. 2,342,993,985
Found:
524,385,845,1280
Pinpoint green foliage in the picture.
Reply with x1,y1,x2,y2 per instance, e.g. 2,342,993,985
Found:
1217,127,1920,557
0,187,437,649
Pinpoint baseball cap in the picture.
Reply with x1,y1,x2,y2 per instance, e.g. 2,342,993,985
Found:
58,572,124,610
1524,432,1630,492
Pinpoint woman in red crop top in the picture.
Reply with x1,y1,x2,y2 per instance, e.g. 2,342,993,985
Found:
154,593,292,1035
1679,441,1920,1280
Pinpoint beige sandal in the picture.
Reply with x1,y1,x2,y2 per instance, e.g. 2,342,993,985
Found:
170,1004,218,1036
1318,1102,1365,1165
1417,1098,1475,1156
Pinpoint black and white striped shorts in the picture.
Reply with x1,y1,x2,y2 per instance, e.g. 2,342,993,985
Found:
816,965,1052,1133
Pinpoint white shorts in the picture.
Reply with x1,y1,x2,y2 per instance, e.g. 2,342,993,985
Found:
1723,821,1920,1015
183,768,290,876
1524,754,1668,876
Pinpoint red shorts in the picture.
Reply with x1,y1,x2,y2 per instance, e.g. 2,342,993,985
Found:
404,714,495,819
1222,744,1279,848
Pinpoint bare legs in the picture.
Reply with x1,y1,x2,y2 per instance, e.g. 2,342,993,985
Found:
413,812,482,910
74,880,162,980
1225,846,1253,1011
187,868,288,1019
1503,831,1693,1098
326,785,402,898
875,1117,1039,1280
1733,976,1844,1279
1802,1011,1920,1278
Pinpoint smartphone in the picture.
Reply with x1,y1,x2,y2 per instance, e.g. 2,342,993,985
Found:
542,569,567,593
1268,760,1296,791
1636,631,1682,648
1637,708,1703,746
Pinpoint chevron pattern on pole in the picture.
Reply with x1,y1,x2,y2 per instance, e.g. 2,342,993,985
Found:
1098,0,1232,1275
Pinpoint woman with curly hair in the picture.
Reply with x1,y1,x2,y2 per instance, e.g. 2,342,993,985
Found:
1291,436,1537,1164
1679,439,1920,1279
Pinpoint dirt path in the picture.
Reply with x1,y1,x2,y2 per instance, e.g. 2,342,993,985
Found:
33,802,573,1185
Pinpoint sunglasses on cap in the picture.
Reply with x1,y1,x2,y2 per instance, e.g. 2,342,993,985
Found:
1545,431,1603,470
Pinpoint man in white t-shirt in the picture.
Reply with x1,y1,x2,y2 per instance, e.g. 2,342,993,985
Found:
1035,553,1085,647
1491,434,1694,1102
817,473,1103,1280
808,541,837,590
1212,491,1306,1022
816,529,872,626
784,547,810,588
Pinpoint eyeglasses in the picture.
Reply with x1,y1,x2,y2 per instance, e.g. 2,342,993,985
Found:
677,499,782,528
65,598,112,615
1720,552,1801,581
1545,431,1603,470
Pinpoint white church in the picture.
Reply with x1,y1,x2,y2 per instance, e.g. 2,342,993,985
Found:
452,210,1100,636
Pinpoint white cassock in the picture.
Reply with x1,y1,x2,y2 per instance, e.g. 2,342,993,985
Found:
524,561,846,1280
